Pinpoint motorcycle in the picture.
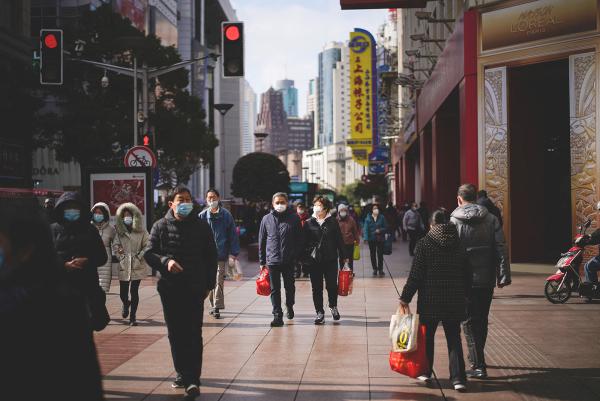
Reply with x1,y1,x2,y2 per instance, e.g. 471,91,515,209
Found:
544,219,600,304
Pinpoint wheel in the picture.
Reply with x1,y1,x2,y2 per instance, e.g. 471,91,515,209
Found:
544,280,572,304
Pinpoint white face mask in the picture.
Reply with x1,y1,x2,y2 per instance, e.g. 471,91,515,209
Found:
313,205,323,214
208,200,219,209
124,216,133,226
372,209,380,215
274,204,287,213
339,211,347,218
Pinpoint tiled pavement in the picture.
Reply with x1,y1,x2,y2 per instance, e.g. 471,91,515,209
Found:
98,239,600,401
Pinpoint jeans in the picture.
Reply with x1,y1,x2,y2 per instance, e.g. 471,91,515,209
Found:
368,241,384,271
340,244,355,270
584,256,600,283
119,280,141,317
407,229,420,256
462,287,494,370
268,264,295,317
209,261,226,309
310,260,339,313
423,319,466,384
158,282,205,386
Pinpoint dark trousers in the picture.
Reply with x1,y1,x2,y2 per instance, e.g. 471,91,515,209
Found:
423,319,466,384
158,283,205,386
340,244,355,270
407,229,420,256
119,280,141,317
268,264,295,316
310,260,339,313
462,287,494,370
368,240,384,271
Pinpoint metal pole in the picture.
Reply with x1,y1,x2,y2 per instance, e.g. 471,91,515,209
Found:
221,113,226,195
142,66,149,137
133,57,138,146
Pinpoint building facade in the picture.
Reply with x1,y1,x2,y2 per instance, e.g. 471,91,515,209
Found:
255,87,289,154
241,79,256,155
287,117,313,151
317,42,342,147
275,78,298,118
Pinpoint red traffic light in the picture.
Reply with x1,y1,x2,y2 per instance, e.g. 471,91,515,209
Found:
225,25,240,41
143,135,150,146
44,33,58,49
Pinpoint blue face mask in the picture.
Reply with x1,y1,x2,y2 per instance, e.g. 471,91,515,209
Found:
93,213,104,223
124,216,133,226
64,209,81,222
176,203,194,217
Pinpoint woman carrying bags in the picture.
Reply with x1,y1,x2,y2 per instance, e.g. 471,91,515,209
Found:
304,196,349,325
91,202,116,293
363,203,387,276
399,209,470,393
114,203,150,326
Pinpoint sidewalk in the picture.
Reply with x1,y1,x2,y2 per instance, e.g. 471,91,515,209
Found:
97,239,600,401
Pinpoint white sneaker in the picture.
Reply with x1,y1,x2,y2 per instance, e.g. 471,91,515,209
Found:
417,375,431,383
454,383,467,392
185,384,200,397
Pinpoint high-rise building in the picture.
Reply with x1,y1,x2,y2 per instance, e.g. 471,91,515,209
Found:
287,117,313,151
149,0,177,47
255,87,289,154
307,78,318,147
241,79,257,155
317,42,342,147
275,79,298,117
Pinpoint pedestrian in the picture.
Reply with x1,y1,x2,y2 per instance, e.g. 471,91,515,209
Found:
399,209,470,393
295,202,311,278
114,203,149,326
0,201,104,401
451,183,511,380
50,192,108,309
144,186,218,398
582,202,600,284
403,202,425,257
418,201,430,232
199,188,240,319
258,192,303,327
91,202,116,294
384,202,399,241
43,197,55,223
337,203,360,274
476,190,503,227
398,204,409,242
363,203,387,276
304,197,349,324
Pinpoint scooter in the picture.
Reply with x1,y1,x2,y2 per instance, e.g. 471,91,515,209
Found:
544,219,600,304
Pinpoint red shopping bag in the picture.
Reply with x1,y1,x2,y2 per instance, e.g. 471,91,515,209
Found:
389,324,429,378
256,267,271,296
338,268,353,296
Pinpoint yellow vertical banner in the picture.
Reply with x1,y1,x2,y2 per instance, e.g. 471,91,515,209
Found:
348,30,374,167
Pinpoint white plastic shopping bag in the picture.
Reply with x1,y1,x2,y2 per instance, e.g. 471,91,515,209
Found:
389,309,419,353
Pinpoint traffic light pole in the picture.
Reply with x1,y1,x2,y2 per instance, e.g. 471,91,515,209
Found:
133,57,138,146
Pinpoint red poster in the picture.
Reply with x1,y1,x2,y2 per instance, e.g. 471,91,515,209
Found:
92,179,145,215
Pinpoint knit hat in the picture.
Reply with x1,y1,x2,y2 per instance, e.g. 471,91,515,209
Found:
337,204,348,212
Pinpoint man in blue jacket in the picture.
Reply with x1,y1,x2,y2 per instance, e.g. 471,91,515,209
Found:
199,189,240,319
259,192,303,327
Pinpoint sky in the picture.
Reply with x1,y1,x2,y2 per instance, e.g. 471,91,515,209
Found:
229,0,389,117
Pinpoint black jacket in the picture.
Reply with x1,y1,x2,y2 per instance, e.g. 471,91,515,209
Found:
400,224,470,321
258,209,303,266
304,215,347,264
144,208,218,292
50,192,107,296
477,196,503,227
450,203,510,288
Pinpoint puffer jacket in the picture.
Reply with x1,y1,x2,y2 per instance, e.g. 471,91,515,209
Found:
304,214,347,263
259,209,303,266
114,203,150,282
144,207,218,292
337,214,360,245
400,224,470,321
363,213,388,242
199,206,240,261
451,203,511,288
91,202,116,293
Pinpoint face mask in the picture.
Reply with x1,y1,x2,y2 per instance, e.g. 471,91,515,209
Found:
124,216,133,226
176,203,194,217
297,209,305,215
372,209,379,215
64,209,81,222
93,213,104,223
208,200,219,209
274,204,287,213
339,211,347,218
313,206,323,214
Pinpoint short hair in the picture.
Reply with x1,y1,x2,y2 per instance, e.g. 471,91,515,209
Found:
312,195,332,211
169,186,192,202
431,209,449,225
206,188,220,197
272,192,288,202
477,190,487,198
457,183,477,202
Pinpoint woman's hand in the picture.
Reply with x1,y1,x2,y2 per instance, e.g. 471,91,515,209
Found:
399,300,410,315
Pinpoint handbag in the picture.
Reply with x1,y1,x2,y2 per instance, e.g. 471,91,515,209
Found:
389,309,419,352
338,265,353,296
307,227,325,265
389,324,428,378
87,284,110,331
353,243,360,260
256,267,271,296
383,233,393,255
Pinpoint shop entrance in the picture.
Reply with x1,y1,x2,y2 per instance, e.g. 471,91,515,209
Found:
508,59,571,263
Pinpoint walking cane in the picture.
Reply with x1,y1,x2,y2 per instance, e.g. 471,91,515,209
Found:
383,257,449,401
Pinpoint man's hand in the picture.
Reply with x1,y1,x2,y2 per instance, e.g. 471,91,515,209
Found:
167,259,184,274
64,260,83,271
260,265,267,271
399,300,410,315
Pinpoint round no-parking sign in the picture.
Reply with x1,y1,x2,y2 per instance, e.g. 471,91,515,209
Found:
124,146,157,168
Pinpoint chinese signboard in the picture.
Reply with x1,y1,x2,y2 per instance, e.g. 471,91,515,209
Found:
348,29,377,167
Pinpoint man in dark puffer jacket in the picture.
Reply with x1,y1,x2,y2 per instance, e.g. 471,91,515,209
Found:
144,186,217,398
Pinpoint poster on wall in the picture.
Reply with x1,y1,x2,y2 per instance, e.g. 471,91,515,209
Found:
114,0,148,32
83,167,153,230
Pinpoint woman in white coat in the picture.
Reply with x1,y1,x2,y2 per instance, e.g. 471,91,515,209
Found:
91,202,116,293
114,203,150,326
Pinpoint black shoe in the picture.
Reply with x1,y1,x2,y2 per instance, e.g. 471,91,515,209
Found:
213,308,221,319
372,270,378,276
466,368,488,379
286,307,295,320
185,384,200,398
122,300,130,319
378,270,385,276
129,317,137,326
270,316,284,327
314,311,325,325
330,306,340,321
172,374,185,388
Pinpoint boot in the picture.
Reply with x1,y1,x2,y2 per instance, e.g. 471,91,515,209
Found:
121,300,130,319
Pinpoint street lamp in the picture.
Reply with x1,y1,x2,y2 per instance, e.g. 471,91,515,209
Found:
213,103,234,196
254,127,268,152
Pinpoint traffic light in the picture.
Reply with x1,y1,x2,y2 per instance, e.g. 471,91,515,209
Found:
40,29,63,85
221,22,244,77
142,134,152,149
